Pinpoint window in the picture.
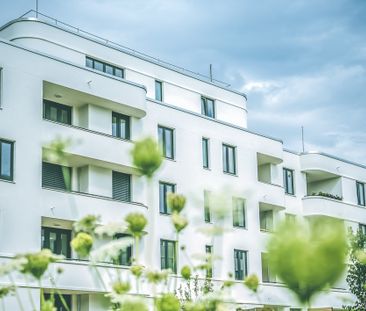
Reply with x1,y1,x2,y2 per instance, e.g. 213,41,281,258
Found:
285,213,297,224
114,233,133,266
201,96,215,118
43,100,72,125
202,138,210,169
41,227,71,259
42,162,71,191
283,168,295,195
205,245,213,278
222,144,236,175
356,181,365,206
359,224,366,235
112,171,131,202
233,197,246,228
160,239,176,273
44,293,72,311
159,182,176,214
0,139,14,181
261,253,276,283
112,112,130,140
86,56,124,79
155,80,163,101
260,210,273,232
234,249,247,280
204,190,211,223
158,126,174,159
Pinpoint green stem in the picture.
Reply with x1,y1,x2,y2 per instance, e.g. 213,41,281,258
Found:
91,264,108,292
47,274,70,311
24,275,36,311
134,236,140,264
174,231,179,292
8,274,25,311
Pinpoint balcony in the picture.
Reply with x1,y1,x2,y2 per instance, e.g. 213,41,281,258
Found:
304,169,343,200
40,187,147,224
302,196,366,222
41,120,135,173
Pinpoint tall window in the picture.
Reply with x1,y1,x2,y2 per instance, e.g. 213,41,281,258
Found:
205,245,213,278
261,253,276,283
112,171,131,202
359,224,366,235
43,100,72,125
159,182,176,214
222,144,236,175
202,138,210,169
0,139,14,181
234,249,247,280
233,197,246,228
42,162,71,191
260,210,274,232
204,190,211,223
160,239,176,273
201,96,215,118
44,293,71,311
283,168,295,195
158,126,175,159
114,233,133,266
86,57,124,79
41,227,71,259
112,112,130,139
356,181,365,206
155,80,163,101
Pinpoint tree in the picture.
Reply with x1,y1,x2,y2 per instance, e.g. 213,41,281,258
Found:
345,228,366,310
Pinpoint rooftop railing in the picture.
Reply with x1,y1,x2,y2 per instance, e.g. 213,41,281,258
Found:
18,10,232,88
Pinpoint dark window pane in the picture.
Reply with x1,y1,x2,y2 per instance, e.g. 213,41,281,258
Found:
233,198,245,228
86,57,94,68
201,97,215,118
114,68,124,78
234,249,247,280
105,64,114,75
160,240,176,273
94,60,104,71
158,126,174,159
42,162,71,191
159,182,175,214
114,233,133,266
155,80,163,101
112,171,131,202
223,144,236,174
44,293,71,311
0,141,12,180
204,190,211,223
41,227,71,259
283,168,295,195
205,245,213,278
43,100,72,125
356,182,365,206
112,112,130,139
202,138,209,169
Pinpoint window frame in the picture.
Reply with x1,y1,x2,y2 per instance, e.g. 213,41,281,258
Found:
112,171,132,202
114,233,133,266
205,245,213,278
43,100,72,125
42,162,72,191
261,252,276,283
222,144,237,175
155,80,163,102
232,197,246,228
41,226,72,259
86,56,125,79
44,293,72,311
158,125,175,160
202,137,210,169
0,67,3,108
234,249,248,280
201,96,215,118
283,168,295,195
159,181,176,214
356,181,366,206
160,239,177,273
260,209,274,232
0,139,14,181
359,223,366,235
204,190,211,223
112,111,131,140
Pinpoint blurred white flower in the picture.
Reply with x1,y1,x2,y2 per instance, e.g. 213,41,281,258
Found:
95,221,127,237
90,238,134,263
0,257,28,276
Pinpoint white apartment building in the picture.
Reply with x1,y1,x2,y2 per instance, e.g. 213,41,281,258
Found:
0,11,365,311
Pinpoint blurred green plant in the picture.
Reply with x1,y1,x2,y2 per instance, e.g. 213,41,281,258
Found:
131,137,162,179
267,217,347,306
71,232,93,258
156,293,181,311
344,228,366,310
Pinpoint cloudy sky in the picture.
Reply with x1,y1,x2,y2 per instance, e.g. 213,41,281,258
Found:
2,0,366,164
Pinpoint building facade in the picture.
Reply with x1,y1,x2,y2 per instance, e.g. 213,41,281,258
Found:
0,13,365,311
